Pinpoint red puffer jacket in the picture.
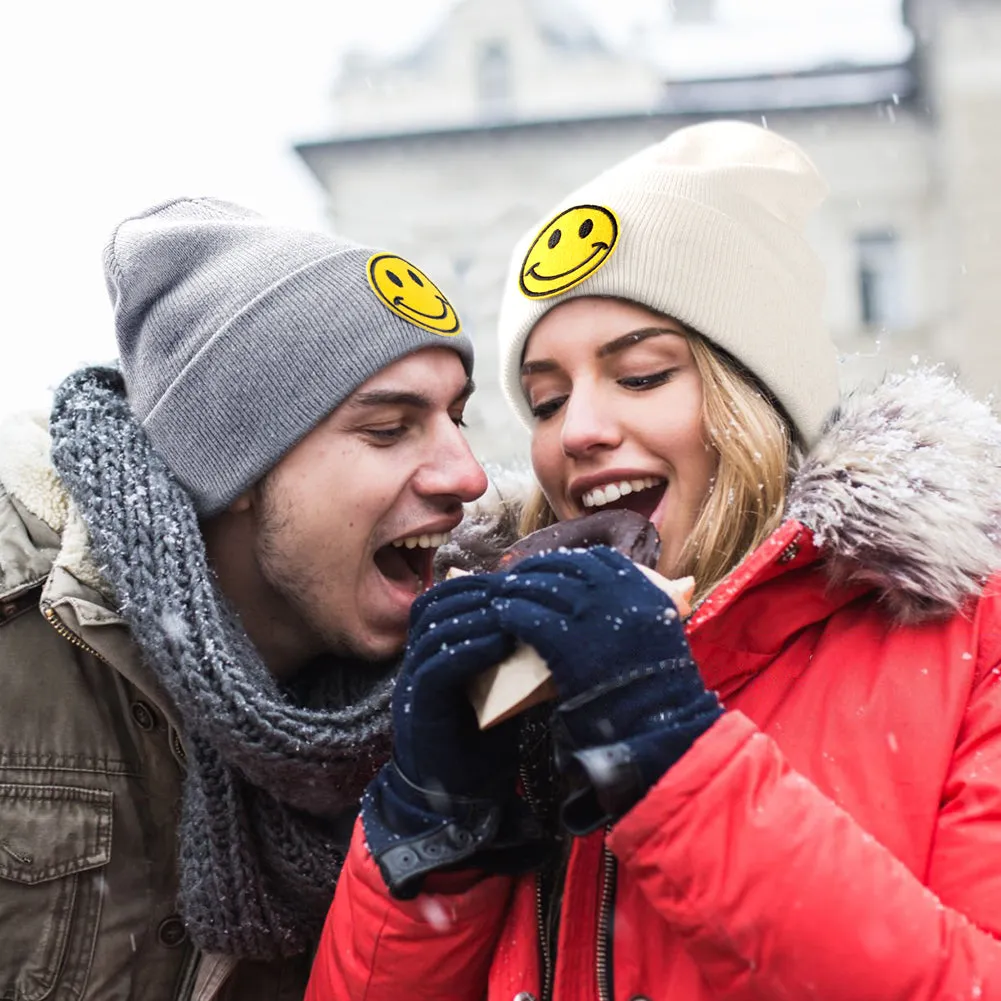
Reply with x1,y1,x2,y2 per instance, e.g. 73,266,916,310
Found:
308,373,1001,1000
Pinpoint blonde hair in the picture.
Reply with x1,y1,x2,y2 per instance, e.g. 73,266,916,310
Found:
518,329,794,603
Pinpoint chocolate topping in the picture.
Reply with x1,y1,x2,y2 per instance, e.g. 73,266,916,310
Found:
495,509,661,572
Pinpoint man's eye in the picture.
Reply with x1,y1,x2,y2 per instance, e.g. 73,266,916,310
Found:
619,369,675,391
451,414,469,428
530,396,566,421
365,426,407,442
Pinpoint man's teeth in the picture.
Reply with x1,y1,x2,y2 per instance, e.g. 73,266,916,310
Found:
582,477,662,509
390,531,452,550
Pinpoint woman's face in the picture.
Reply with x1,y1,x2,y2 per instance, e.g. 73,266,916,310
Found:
522,297,718,576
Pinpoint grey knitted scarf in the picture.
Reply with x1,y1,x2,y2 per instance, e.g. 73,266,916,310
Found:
49,366,395,960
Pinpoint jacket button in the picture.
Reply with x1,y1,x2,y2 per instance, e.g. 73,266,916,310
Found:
130,701,157,731
157,915,187,948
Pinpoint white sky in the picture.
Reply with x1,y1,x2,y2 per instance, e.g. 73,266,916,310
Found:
1,0,901,416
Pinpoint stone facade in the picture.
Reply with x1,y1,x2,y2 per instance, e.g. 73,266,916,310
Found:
297,0,1001,463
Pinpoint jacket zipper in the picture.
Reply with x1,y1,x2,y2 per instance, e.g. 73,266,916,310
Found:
596,835,616,1001
45,603,202,1000
520,757,554,1001
43,606,112,665
535,874,553,1001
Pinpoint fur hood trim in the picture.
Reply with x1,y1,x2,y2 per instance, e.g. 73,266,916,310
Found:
787,369,1001,623
442,370,1001,624
0,412,69,534
0,411,107,597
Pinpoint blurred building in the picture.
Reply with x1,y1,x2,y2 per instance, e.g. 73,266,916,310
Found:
296,0,1001,463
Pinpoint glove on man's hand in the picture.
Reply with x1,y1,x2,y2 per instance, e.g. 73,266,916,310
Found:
492,546,722,833
363,574,546,898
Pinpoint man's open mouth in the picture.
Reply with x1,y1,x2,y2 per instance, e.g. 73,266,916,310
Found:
373,532,451,595
579,477,666,522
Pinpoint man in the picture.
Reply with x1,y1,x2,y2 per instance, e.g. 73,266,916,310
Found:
0,197,487,1000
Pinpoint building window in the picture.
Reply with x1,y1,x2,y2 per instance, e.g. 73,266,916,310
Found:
476,40,511,119
856,230,902,330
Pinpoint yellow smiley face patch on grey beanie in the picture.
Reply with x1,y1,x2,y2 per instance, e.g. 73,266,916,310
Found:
367,253,461,335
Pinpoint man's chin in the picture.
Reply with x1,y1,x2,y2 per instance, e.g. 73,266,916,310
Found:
314,575,421,664
356,628,408,665
320,616,409,666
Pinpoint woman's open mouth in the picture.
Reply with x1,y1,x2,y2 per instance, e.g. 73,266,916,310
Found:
372,532,451,596
579,477,667,522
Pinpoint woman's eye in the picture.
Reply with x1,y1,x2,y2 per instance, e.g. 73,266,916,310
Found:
619,369,675,391
530,396,566,421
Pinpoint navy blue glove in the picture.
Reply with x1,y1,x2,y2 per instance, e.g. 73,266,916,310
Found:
362,575,548,898
492,546,722,833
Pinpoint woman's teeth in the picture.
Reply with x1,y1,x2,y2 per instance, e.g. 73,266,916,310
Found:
391,531,451,549
582,477,663,509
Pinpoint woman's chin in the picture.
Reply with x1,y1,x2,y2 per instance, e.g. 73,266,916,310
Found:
653,516,687,577
656,548,684,580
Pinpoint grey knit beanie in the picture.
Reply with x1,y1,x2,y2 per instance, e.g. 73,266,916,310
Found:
104,196,474,515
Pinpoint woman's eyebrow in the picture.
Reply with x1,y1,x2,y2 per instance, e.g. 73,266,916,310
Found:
522,326,684,377
597,327,682,358
521,358,558,377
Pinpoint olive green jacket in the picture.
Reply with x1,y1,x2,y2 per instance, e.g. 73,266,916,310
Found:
0,413,311,1001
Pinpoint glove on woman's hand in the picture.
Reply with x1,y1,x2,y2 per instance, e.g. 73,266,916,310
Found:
362,575,547,898
492,546,722,833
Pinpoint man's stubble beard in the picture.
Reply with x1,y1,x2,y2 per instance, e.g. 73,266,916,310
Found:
254,473,375,665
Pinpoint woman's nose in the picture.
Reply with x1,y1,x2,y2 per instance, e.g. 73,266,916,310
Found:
559,391,622,458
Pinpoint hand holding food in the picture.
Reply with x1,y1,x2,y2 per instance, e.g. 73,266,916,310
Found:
454,510,695,728
489,545,721,831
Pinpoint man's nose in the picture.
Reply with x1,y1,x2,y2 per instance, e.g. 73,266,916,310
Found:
415,421,488,503
560,390,622,459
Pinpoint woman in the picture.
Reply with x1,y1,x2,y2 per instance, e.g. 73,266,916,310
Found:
307,121,1001,999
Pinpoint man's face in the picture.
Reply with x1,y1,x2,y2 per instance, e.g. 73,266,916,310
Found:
251,347,487,665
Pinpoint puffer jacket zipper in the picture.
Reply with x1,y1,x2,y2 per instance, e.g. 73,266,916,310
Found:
520,750,554,1001
596,836,616,1001
535,873,554,1001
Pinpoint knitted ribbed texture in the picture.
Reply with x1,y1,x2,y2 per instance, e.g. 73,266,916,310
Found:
49,366,395,960
497,120,840,445
105,197,474,515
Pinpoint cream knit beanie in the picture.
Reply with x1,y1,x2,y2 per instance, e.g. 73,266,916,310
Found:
106,197,472,515
497,120,840,445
